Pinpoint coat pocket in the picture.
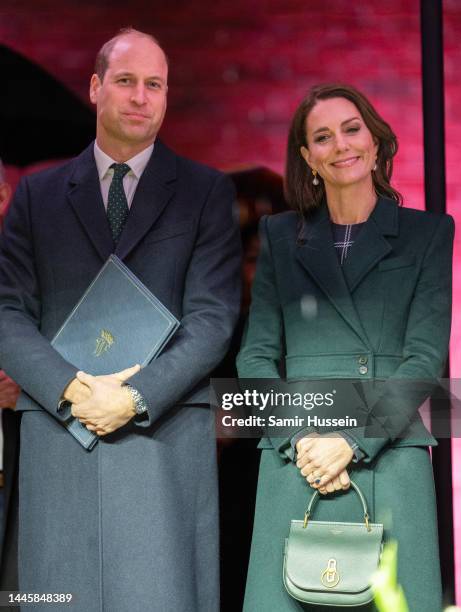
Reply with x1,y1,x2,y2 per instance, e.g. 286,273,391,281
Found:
16,391,43,412
142,220,193,245
378,254,416,271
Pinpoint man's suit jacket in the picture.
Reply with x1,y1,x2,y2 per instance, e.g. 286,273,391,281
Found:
0,140,241,612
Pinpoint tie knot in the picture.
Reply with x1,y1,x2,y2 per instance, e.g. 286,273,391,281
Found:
110,163,131,179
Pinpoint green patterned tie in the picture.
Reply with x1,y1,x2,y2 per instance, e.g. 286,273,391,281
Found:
107,163,130,243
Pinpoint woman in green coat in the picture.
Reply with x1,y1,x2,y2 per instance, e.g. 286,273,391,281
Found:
237,84,454,611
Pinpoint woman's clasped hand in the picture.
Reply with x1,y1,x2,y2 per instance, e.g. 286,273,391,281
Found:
296,432,353,494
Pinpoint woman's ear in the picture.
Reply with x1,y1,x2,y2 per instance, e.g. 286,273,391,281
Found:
300,146,311,166
373,139,379,158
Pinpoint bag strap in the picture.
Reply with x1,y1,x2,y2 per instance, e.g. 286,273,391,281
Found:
303,480,371,532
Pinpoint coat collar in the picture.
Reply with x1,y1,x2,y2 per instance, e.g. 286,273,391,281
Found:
341,196,398,292
67,140,177,262
295,197,399,344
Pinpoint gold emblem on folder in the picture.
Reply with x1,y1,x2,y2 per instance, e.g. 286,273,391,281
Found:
321,558,340,588
94,329,114,357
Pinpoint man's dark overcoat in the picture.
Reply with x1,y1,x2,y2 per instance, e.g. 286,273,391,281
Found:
0,141,241,612
237,198,454,611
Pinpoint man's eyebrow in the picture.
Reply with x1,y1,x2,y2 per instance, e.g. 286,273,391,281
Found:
146,76,167,84
113,71,166,83
312,116,362,135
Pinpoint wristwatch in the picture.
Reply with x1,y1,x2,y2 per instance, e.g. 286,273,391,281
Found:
124,384,148,415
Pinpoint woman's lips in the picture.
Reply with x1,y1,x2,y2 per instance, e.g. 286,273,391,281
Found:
331,156,360,168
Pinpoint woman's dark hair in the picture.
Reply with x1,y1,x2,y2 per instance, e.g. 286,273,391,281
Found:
284,83,402,214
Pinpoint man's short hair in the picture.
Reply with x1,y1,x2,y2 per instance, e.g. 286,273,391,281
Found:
0,158,5,184
94,27,167,82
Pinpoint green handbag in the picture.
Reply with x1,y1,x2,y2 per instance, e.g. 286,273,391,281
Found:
283,480,383,607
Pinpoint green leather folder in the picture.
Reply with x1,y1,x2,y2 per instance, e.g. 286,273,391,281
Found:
52,255,179,449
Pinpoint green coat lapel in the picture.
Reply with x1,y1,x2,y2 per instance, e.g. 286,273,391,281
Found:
342,197,398,292
295,197,400,347
295,204,370,347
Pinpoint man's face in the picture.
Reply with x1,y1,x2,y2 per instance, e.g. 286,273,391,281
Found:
89,34,168,155
0,181,12,219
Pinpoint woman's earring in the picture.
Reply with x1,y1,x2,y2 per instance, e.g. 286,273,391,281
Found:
372,160,377,172
312,169,319,186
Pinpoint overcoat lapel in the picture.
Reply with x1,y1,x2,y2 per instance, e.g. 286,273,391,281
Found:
296,205,369,344
66,140,177,263
115,140,177,260
67,143,114,262
342,197,398,292
295,197,399,345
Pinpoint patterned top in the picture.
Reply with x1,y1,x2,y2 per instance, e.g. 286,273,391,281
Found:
331,221,366,265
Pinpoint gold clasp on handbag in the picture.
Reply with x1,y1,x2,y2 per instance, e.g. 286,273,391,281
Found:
364,512,371,532
321,558,340,588
303,511,310,529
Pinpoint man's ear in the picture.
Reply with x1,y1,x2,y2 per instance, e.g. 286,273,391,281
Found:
89,74,101,105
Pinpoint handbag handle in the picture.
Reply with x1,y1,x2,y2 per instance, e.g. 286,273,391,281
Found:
303,480,371,532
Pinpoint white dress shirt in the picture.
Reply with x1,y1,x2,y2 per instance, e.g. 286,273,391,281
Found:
93,142,154,209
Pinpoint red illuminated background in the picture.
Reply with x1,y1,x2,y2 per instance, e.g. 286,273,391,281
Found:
1,0,460,602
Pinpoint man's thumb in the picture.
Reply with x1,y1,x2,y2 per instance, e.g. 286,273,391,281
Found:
113,364,141,382
76,370,94,387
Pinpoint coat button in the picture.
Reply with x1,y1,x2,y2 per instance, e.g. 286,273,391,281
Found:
359,365,368,375
358,355,368,365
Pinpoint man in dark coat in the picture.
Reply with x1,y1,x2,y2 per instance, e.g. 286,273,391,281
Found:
0,159,20,597
0,29,241,611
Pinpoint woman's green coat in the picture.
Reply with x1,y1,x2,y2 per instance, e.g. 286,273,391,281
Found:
237,198,454,612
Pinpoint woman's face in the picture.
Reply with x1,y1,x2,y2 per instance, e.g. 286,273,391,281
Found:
300,97,378,191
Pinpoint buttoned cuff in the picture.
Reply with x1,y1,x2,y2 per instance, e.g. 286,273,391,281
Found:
339,431,366,463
